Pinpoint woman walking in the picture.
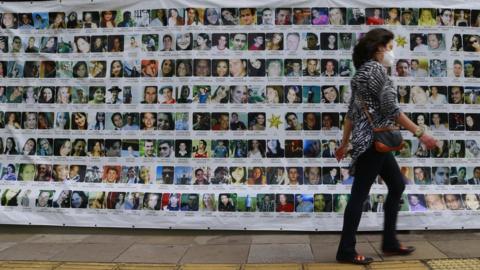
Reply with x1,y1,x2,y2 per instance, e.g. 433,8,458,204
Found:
335,28,437,265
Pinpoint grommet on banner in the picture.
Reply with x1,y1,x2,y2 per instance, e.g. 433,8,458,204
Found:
243,227,247,230
62,223,65,226
132,225,135,228
207,227,210,230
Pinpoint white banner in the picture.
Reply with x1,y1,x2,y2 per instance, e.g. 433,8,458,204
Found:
0,0,479,231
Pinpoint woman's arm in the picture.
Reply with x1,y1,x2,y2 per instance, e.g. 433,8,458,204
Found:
396,112,437,149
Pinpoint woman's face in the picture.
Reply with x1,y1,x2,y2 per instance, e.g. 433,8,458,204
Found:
60,141,72,156
216,61,228,76
196,35,206,46
452,35,459,45
324,87,337,102
140,168,150,181
232,167,244,181
279,194,287,204
267,139,278,149
421,9,432,20
179,142,186,151
273,34,282,44
177,63,187,76
73,141,85,153
46,38,55,48
71,193,82,208
222,10,233,21
198,140,205,150
266,87,277,102
177,34,191,50
94,88,104,101
111,61,122,76
417,115,425,125
23,139,35,152
187,9,196,20
74,113,86,128
467,116,474,127
206,9,219,24
328,35,336,45
107,169,117,181
6,138,13,149
76,63,87,77
25,113,36,128
162,60,173,74
43,88,53,101
256,114,265,125
465,194,480,210
76,38,90,53
103,11,113,21
287,88,297,103
251,140,259,149
216,86,227,98
388,9,398,19
454,142,462,153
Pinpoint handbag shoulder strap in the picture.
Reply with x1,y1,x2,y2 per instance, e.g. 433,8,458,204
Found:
357,94,374,125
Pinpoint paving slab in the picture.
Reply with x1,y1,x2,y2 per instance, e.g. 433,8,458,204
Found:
80,235,138,245
0,243,70,260
244,264,302,270
0,233,41,242
251,234,310,244
311,242,381,263
309,234,342,244
132,235,196,245
114,244,188,263
0,242,17,253
50,243,131,262
248,244,314,263
369,260,428,269
304,263,365,270
429,240,480,258
25,234,89,243
426,258,480,270
371,241,448,261
193,234,252,245
119,264,177,270
424,231,480,241
180,244,250,264
180,264,242,270
54,262,117,269
0,261,62,269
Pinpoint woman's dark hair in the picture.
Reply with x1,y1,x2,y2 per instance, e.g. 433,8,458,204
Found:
352,28,394,69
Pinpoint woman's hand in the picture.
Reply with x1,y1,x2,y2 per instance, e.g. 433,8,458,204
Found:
419,133,437,149
335,144,348,162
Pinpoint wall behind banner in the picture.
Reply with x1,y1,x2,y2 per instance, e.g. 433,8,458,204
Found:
0,0,479,231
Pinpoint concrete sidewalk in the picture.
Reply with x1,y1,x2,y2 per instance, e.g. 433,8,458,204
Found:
0,226,478,269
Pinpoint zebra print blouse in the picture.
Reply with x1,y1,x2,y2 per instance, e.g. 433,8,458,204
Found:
347,60,401,173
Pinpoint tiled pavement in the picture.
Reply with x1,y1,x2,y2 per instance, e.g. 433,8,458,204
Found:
0,226,478,269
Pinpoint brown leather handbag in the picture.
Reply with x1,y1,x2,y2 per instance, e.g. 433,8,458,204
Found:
360,98,404,152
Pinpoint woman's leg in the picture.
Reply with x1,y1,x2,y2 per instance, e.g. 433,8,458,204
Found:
337,147,386,258
379,153,405,249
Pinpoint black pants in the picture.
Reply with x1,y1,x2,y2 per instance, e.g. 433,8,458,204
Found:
337,146,405,258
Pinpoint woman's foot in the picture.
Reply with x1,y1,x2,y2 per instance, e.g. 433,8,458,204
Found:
336,254,374,265
382,244,416,256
